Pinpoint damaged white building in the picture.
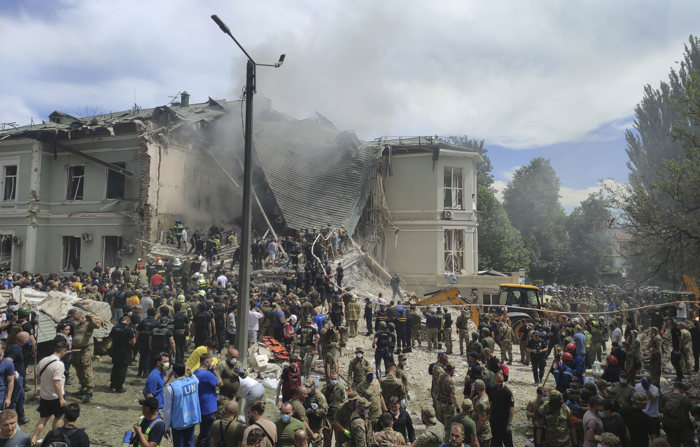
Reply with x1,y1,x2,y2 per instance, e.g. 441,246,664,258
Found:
0,93,517,294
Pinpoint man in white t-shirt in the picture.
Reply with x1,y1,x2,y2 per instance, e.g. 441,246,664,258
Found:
675,300,687,322
30,341,68,445
248,305,264,348
217,273,228,289
610,321,622,345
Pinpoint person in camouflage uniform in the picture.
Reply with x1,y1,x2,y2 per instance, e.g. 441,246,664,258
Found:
496,321,514,365
413,408,444,447
304,378,329,447
215,346,241,418
322,372,347,447
466,333,482,359
346,296,362,338
349,347,371,388
455,310,471,355
481,327,495,353
410,306,422,348
334,391,360,447
472,379,492,447
435,363,458,430
380,364,406,403
372,412,406,447
350,398,373,447
356,372,385,428
71,310,103,402
525,386,548,438
324,342,340,380
430,354,448,413
395,355,409,395
535,390,576,447
661,381,695,447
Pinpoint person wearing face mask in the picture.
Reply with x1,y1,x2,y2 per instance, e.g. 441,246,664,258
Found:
582,396,603,447
388,396,414,443
535,390,578,447
321,373,346,447
143,353,170,410
348,348,370,389
215,346,241,418
411,408,443,447
534,390,576,447
356,371,385,430
276,402,305,447
608,371,634,408
349,398,372,447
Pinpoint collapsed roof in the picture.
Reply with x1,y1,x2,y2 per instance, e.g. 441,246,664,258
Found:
0,95,382,235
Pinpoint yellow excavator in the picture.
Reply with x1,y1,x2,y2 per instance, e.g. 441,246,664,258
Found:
683,275,699,298
409,287,480,326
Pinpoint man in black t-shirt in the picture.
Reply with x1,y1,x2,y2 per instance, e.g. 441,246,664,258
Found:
618,392,655,447
488,372,514,447
527,331,548,385
40,403,89,447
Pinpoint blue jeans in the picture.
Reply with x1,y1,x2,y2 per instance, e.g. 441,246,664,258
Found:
172,425,195,447
10,375,25,421
196,413,215,447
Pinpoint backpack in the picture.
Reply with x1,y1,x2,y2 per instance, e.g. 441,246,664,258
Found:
428,361,438,375
42,427,81,447
662,393,687,429
500,362,509,382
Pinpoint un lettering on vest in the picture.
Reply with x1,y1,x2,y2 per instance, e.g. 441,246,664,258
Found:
183,383,197,395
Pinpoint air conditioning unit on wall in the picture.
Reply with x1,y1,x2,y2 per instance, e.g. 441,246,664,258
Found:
442,210,453,220
81,233,93,242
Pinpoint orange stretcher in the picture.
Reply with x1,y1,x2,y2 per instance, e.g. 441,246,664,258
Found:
263,336,290,360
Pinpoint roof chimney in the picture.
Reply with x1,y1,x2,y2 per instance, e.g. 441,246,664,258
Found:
180,91,190,107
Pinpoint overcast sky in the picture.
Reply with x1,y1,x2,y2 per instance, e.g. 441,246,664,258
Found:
1,0,698,210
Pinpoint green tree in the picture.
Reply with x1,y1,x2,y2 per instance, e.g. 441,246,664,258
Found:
612,35,700,282
503,157,567,282
477,184,530,271
560,192,615,284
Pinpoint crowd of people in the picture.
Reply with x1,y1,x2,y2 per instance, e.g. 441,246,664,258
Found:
0,225,699,447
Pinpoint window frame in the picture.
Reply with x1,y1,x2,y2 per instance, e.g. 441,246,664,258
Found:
443,166,464,210
443,228,465,274
2,165,18,201
67,165,85,201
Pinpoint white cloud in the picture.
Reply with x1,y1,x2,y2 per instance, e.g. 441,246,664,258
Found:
0,0,697,149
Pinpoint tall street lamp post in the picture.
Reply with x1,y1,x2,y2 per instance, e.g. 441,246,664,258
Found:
211,14,285,367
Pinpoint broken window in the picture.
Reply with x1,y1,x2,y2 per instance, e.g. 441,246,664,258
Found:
106,163,126,199
443,167,463,209
67,166,84,201
444,228,464,273
103,236,123,267
3,165,17,201
62,236,81,271
0,235,11,270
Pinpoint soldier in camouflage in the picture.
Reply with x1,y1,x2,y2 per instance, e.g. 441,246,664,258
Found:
350,398,373,447
472,379,492,447
304,378,329,447
435,363,458,431
291,386,319,441
356,372,385,428
661,381,694,447
380,365,406,403
71,310,103,403
496,321,514,365
535,390,576,447
349,347,371,388
411,407,443,447
456,310,471,356
372,412,406,447
430,354,447,413
322,372,346,447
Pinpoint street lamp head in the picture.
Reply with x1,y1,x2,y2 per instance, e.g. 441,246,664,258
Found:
211,15,232,36
275,54,286,68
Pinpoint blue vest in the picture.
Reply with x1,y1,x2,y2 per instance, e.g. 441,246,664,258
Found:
169,377,201,429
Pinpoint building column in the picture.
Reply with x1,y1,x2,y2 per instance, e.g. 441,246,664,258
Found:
23,141,42,272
